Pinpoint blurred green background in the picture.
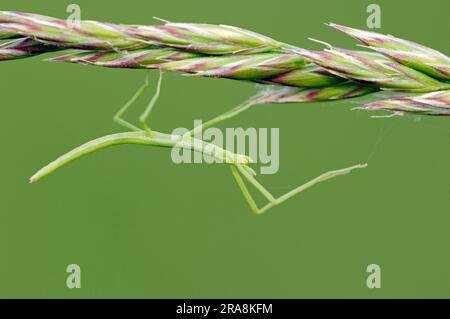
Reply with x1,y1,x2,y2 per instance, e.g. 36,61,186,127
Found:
1,0,449,298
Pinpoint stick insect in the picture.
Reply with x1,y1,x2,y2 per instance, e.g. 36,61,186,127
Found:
30,70,366,215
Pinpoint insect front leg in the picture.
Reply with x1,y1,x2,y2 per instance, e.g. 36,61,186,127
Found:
113,71,150,131
138,69,163,134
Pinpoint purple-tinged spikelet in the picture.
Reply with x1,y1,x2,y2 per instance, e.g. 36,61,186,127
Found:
0,11,151,50
327,23,450,81
128,23,284,55
296,47,448,92
361,90,450,116
256,82,377,104
158,53,305,79
0,37,60,60
47,48,201,68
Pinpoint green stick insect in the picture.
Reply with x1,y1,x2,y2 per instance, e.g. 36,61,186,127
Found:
29,69,366,215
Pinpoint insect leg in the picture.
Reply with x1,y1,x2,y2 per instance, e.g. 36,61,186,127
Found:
113,71,150,131
188,99,257,137
138,69,163,133
230,165,261,215
232,163,367,215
